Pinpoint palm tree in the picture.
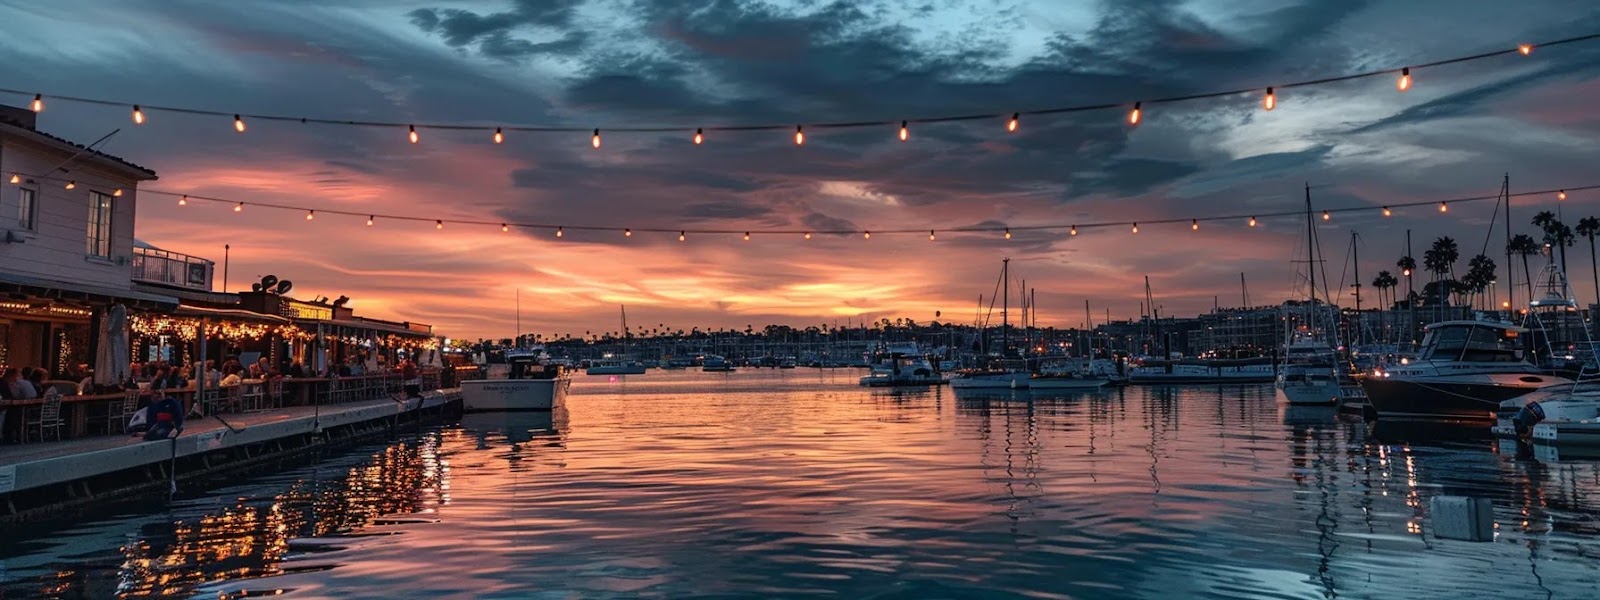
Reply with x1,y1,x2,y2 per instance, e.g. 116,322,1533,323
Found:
1577,216,1600,306
1507,233,1540,304
1532,211,1575,277
1465,254,1496,309
1372,270,1398,342
1423,237,1460,318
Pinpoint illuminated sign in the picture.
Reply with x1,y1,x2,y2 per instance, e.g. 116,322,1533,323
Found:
285,301,332,320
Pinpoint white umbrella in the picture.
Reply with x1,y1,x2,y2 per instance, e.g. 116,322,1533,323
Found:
93,304,130,386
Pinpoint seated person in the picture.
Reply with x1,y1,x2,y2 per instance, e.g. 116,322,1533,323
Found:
144,391,185,441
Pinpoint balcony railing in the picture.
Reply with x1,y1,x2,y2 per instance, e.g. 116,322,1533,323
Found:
131,246,214,291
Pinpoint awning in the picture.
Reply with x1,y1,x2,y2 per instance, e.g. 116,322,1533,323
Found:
173,305,291,324
0,270,178,309
296,318,434,338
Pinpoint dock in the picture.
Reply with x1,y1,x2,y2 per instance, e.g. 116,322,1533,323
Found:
0,391,462,524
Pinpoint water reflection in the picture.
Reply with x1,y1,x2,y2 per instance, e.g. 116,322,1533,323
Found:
2,371,1599,599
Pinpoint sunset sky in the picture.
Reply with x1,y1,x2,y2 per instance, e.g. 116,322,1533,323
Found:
4,0,1600,340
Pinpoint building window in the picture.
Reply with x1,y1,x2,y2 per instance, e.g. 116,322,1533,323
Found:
17,187,35,230
87,191,113,258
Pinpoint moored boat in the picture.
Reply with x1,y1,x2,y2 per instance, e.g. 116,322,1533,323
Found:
461,350,572,412
1364,320,1569,422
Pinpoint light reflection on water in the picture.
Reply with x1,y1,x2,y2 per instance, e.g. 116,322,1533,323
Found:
3,369,1600,599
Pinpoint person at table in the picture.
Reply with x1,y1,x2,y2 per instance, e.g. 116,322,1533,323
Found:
399,355,420,398
143,389,184,441
5,367,38,399
219,364,244,388
249,357,270,379
287,360,307,378
0,367,20,399
26,368,48,396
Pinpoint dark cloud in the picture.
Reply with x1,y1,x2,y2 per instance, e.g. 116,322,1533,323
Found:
409,0,587,59
801,211,860,235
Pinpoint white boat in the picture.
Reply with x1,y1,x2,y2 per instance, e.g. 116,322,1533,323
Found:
586,357,647,375
1027,358,1108,389
1276,339,1341,406
461,351,572,412
859,350,946,387
1129,360,1276,384
702,355,735,372
1365,320,1570,421
950,369,1031,389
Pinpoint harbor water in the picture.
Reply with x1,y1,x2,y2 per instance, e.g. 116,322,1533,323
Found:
3,369,1598,599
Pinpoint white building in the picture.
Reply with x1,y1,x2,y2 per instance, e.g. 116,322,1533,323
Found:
0,104,174,374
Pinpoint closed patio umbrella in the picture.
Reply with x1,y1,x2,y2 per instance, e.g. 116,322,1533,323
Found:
93,304,130,387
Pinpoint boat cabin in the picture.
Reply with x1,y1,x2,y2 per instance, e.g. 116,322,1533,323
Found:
1417,320,1525,363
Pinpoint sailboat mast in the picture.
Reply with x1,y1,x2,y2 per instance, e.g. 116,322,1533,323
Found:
1502,173,1514,313
1352,231,1362,346
1002,258,1010,357
1084,300,1093,360
1305,183,1318,335
515,288,521,349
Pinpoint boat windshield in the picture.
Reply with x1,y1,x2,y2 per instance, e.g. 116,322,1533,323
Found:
1421,324,1522,362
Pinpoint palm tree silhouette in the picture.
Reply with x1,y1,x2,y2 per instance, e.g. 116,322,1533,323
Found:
1576,216,1600,306
1465,254,1497,309
1424,237,1460,320
1372,270,1398,342
1507,233,1540,304
1532,211,1574,277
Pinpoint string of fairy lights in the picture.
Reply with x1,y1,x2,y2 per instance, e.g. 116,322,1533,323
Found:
6,169,1595,240
4,33,1598,146
4,33,1598,241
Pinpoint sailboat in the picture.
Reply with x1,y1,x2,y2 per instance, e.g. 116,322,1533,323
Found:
586,305,648,375
1276,185,1342,406
951,258,1031,390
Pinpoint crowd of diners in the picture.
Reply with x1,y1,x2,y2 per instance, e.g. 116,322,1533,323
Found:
0,349,419,400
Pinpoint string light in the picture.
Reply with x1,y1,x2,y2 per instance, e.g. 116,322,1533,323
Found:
899,121,909,142
306,210,315,220
234,114,246,133
367,215,374,226
235,202,243,212
131,105,144,125
64,180,75,190
1005,227,1012,239
1397,67,1412,92
1322,210,1330,221
31,94,43,112
1249,216,1258,227
1519,43,1533,55
694,128,703,145
1132,222,1139,234
795,126,805,146
592,129,601,149
1008,113,1019,132
113,188,123,197
501,223,510,232
1558,189,1567,200
679,231,686,242
1129,102,1142,125
1383,206,1392,217
744,232,751,241
1069,226,1077,236
804,232,812,240
624,228,632,237
178,195,187,206
493,127,504,144
1192,219,1199,231
436,219,444,229
556,227,563,237
408,125,419,144
1263,87,1276,111
929,229,936,241
1439,201,1449,212
864,230,871,239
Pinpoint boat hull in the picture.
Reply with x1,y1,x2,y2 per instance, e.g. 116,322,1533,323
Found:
1276,379,1341,406
1028,377,1108,389
586,365,647,375
460,377,571,412
950,373,1030,389
860,375,947,387
1362,374,1566,421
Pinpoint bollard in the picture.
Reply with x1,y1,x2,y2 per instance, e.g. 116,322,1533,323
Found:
1430,495,1494,542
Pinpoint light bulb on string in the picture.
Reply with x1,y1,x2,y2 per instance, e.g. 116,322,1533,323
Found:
592,129,601,149
795,126,805,146
804,232,812,240
863,230,871,240
1128,102,1142,125
679,231,686,242
436,220,444,230
408,125,419,144
502,223,510,233
556,227,563,238
1383,206,1392,217
1439,201,1448,212
1069,226,1077,236
1005,227,1012,239
1322,210,1330,221
306,210,315,221
744,232,751,241
1131,223,1139,234
178,195,187,206
1397,68,1411,92
7,174,17,184
1263,87,1276,111
131,105,145,125
1558,190,1567,201
1192,219,1199,231
929,230,936,241
1519,44,1533,55
625,228,632,237
30,94,42,112
64,180,75,190
1008,113,1019,132
234,114,246,133
235,202,243,212
1249,216,1257,227
899,121,909,142
694,128,703,145
493,128,504,144
367,215,374,226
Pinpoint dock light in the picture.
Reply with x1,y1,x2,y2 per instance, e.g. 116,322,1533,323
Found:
679,231,686,242
625,228,632,237
64,180,75,190
1439,201,1449,213
1519,44,1533,55
1558,189,1567,201
1132,223,1139,234
409,125,419,144
1192,219,1199,231
592,129,601,148
178,195,187,206
1397,68,1411,92
899,121,909,142
30,94,42,112
1249,216,1258,227
795,126,805,145
234,114,246,132
1129,102,1142,125
436,220,444,230
694,128,703,145
367,215,373,226
1383,206,1392,217
235,202,243,212
493,128,503,144
306,210,315,220
132,105,144,125
502,223,509,232
1503,300,1512,308
1263,87,1276,111
1322,210,1330,221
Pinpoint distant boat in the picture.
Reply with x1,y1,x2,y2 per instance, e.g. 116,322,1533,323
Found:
1028,359,1108,389
587,305,648,375
702,355,735,372
461,350,572,411
1129,358,1276,384
859,349,946,387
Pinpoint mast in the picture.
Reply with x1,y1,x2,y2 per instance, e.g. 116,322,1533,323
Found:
1406,229,1416,347
1084,300,1094,361
515,288,521,348
1503,173,1514,314
620,305,628,357
1002,258,1010,358
1351,230,1362,346
1305,183,1319,337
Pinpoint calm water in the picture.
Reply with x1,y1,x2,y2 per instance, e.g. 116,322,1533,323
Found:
3,370,1599,599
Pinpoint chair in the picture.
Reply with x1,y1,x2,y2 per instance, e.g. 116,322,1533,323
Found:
264,379,285,409
223,385,245,413
241,382,265,411
91,390,141,434
25,391,66,442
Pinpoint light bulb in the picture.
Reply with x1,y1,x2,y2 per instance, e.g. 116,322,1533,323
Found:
436,220,444,229
1439,202,1448,212
367,215,374,226
694,128,703,145
795,126,804,146
7,174,17,184
1383,206,1392,217
679,231,686,242
1008,113,1019,132
1132,222,1139,234
929,230,935,241
234,114,246,133
178,195,187,206
1322,210,1330,221
64,180,75,190
409,125,419,144
625,228,632,237
1518,44,1533,55
1249,216,1257,227
1069,226,1076,236
1558,190,1567,201
1397,68,1411,92
556,227,563,237
899,121,908,142
132,105,145,125
1129,102,1142,125
1403,269,1411,276
592,129,601,149
30,94,42,112
804,232,812,240
1005,227,1012,239
112,188,123,197
744,232,751,241
863,230,870,240
1192,219,1198,231
235,202,243,212
1263,87,1276,111
502,223,510,232
306,210,315,220
494,128,504,144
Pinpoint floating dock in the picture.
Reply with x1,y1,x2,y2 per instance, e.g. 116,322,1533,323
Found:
0,391,461,524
